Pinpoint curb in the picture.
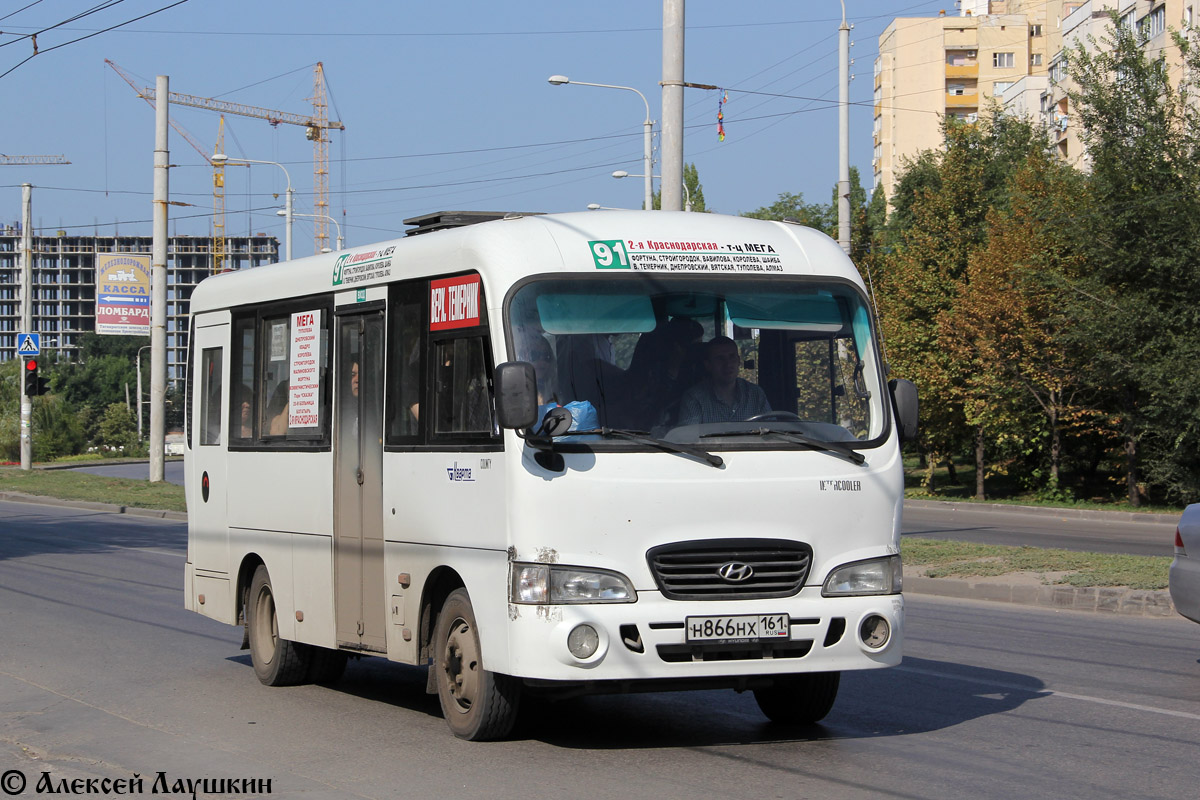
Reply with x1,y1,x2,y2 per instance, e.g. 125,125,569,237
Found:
905,575,1176,617
904,498,1178,526
0,491,187,522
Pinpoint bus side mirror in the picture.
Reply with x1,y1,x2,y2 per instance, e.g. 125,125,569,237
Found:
495,361,539,430
888,379,918,443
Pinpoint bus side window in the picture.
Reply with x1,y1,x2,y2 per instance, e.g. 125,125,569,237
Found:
432,336,494,436
230,317,256,442
261,317,291,437
200,347,223,446
388,282,424,442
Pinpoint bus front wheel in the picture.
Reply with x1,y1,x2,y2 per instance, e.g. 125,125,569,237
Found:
753,671,841,724
433,588,521,740
247,564,312,686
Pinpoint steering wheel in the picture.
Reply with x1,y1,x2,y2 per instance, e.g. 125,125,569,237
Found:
745,411,801,423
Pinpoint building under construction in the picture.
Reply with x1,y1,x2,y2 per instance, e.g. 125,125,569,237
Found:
0,230,279,383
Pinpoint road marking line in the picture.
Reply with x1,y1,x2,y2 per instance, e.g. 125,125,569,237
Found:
897,664,1200,721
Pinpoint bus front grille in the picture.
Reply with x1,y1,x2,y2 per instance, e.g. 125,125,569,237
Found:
647,539,812,600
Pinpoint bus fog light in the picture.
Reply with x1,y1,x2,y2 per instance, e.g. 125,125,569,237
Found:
860,614,890,649
567,624,600,659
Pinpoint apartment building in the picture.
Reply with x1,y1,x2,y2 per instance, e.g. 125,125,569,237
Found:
875,1,1190,203
1046,1,1190,167
873,1,1071,203
0,232,279,384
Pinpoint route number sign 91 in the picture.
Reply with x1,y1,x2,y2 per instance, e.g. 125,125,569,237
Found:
589,239,631,269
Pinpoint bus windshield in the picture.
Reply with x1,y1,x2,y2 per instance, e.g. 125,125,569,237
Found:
507,275,886,447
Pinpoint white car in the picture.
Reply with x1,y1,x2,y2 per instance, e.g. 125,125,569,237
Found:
1170,504,1200,624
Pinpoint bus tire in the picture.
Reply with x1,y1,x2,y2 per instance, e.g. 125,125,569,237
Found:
433,588,521,741
307,647,349,685
753,671,840,724
247,564,312,687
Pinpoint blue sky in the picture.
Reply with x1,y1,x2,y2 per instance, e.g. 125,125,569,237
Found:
0,1,945,254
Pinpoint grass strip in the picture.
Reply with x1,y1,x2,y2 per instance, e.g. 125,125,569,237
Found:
0,468,186,513
902,537,1171,590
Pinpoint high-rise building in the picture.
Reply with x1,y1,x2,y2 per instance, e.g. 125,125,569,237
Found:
873,2,1070,203
0,232,279,384
875,2,1190,205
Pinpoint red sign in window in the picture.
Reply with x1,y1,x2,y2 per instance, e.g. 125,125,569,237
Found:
429,274,482,331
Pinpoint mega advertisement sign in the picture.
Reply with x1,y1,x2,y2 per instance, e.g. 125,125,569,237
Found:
95,254,151,336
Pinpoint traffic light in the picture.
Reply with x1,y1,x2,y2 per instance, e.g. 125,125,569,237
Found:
22,358,39,397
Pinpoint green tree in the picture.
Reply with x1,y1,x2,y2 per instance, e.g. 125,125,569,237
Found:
949,154,1095,498
742,191,831,228
653,162,707,212
876,111,1046,492
96,402,138,452
31,394,86,460
1064,14,1200,504
48,333,147,414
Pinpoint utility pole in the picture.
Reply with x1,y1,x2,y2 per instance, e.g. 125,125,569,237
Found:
150,75,169,483
661,0,685,211
838,1,852,255
19,184,32,470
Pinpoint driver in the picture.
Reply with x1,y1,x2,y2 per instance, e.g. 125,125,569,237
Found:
676,336,770,425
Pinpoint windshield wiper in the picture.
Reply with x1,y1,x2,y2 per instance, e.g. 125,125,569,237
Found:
570,428,724,468
701,427,866,466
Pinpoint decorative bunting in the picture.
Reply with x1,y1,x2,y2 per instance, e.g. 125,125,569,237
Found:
718,89,728,141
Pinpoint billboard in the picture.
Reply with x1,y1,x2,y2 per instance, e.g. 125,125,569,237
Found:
95,254,151,336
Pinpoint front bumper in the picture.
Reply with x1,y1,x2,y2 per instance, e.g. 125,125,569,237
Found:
502,587,903,684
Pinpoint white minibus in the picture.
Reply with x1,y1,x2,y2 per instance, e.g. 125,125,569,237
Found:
184,210,917,740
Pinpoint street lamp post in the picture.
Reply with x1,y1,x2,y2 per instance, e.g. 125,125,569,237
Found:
613,170,691,212
549,75,654,211
283,210,343,252
211,153,293,261
136,344,151,440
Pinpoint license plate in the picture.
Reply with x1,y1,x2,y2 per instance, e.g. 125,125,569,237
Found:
685,614,790,643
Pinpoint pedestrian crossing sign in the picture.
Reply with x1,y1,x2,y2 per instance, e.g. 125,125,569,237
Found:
17,333,40,356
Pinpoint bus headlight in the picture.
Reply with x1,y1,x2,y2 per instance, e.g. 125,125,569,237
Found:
511,564,637,604
821,555,903,596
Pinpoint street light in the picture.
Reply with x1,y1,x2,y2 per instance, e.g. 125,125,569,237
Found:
211,153,294,261
549,75,654,211
613,170,691,212
282,210,344,253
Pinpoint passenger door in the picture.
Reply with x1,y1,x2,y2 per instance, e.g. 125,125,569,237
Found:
334,310,387,652
189,319,230,574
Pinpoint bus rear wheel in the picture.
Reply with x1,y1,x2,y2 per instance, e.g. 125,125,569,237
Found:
753,671,841,724
433,588,521,741
247,564,312,686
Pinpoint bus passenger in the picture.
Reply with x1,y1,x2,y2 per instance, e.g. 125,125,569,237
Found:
266,383,289,436
675,336,770,426
520,334,558,405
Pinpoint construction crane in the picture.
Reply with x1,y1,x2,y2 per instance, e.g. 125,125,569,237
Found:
107,60,235,273
0,155,70,165
104,59,345,255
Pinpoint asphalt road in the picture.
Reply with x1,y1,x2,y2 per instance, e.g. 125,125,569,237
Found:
1,499,1198,799
66,460,185,486
902,501,1178,557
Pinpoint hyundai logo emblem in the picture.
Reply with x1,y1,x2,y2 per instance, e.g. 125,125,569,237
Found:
718,562,754,583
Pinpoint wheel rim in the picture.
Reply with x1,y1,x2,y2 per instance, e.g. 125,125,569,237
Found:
252,585,278,667
442,615,480,713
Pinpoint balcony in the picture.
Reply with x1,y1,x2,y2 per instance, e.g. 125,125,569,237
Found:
945,64,979,79
945,93,979,108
